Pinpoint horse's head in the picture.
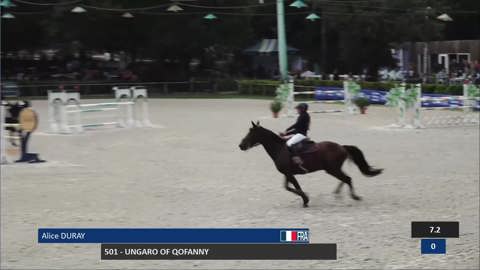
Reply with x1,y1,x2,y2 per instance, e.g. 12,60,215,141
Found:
239,121,263,151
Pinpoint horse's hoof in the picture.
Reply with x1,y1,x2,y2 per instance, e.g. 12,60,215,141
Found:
351,195,362,201
303,197,310,207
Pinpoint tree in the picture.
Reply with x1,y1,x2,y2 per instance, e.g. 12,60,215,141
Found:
1,0,477,81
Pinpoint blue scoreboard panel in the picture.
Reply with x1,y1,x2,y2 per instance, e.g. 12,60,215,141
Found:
421,239,446,254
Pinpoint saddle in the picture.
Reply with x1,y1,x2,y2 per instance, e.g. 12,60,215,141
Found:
290,138,317,155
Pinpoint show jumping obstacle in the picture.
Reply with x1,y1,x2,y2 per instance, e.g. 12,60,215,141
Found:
1,101,45,164
414,83,480,128
387,83,480,128
286,80,360,116
48,86,153,134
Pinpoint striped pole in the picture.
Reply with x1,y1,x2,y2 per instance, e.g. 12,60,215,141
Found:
343,80,358,115
399,83,407,127
141,99,153,127
1,104,7,164
413,84,423,128
286,80,295,117
126,102,134,127
117,102,126,128
463,83,474,113
48,91,65,133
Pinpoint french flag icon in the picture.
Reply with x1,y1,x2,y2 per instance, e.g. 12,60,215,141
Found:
280,230,309,242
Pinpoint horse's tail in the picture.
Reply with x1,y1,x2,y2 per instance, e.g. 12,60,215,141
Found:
343,145,383,177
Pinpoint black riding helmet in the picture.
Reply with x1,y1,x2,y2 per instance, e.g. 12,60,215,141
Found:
295,103,309,112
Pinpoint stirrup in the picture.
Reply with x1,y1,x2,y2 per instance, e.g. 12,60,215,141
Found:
298,164,308,173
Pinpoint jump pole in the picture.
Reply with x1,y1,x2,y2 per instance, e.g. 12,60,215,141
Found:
397,83,407,127
462,83,479,113
65,101,134,132
412,83,423,128
114,86,135,127
343,80,359,114
131,86,153,127
1,104,5,164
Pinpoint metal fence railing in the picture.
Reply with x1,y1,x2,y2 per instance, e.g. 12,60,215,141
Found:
1,80,215,98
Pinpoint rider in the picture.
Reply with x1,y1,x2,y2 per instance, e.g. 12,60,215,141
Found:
280,103,311,170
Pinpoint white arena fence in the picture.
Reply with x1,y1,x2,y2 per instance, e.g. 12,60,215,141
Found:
9,81,213,97
48,86,152,134
386,83,480,128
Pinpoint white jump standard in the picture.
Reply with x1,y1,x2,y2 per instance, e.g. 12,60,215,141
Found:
131,86,153,127
48,91,80,133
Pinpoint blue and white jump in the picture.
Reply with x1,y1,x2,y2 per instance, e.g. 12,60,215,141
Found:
412,83,480,128
387,83,480,128
287,80,359,115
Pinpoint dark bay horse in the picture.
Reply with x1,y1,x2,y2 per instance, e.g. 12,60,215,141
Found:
239,121,383,207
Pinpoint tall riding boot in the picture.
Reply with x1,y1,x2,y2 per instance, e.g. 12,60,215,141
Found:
290,144,308,173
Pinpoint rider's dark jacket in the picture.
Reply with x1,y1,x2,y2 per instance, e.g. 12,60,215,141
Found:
285,111,310,136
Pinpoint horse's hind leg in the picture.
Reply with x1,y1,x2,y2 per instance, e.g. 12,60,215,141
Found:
333,182,344,194
284,175,309,207
326,169,361,201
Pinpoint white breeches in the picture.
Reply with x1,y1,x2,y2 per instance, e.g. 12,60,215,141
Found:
286,133,307,147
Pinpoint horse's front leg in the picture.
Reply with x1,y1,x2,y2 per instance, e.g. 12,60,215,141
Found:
284,175,309,207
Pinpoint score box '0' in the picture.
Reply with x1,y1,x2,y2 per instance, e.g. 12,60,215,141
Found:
421,239,446,254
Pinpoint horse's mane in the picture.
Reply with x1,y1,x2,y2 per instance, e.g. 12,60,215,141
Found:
257,126,285,144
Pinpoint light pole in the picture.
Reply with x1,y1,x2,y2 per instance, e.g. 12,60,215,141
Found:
276,0,288,82
422,6,432,83
278,0,307,116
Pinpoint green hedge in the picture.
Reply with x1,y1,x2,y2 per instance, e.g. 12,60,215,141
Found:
237,80,281,96
422,84,464,95
216,78,238,92
237,79,464,96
